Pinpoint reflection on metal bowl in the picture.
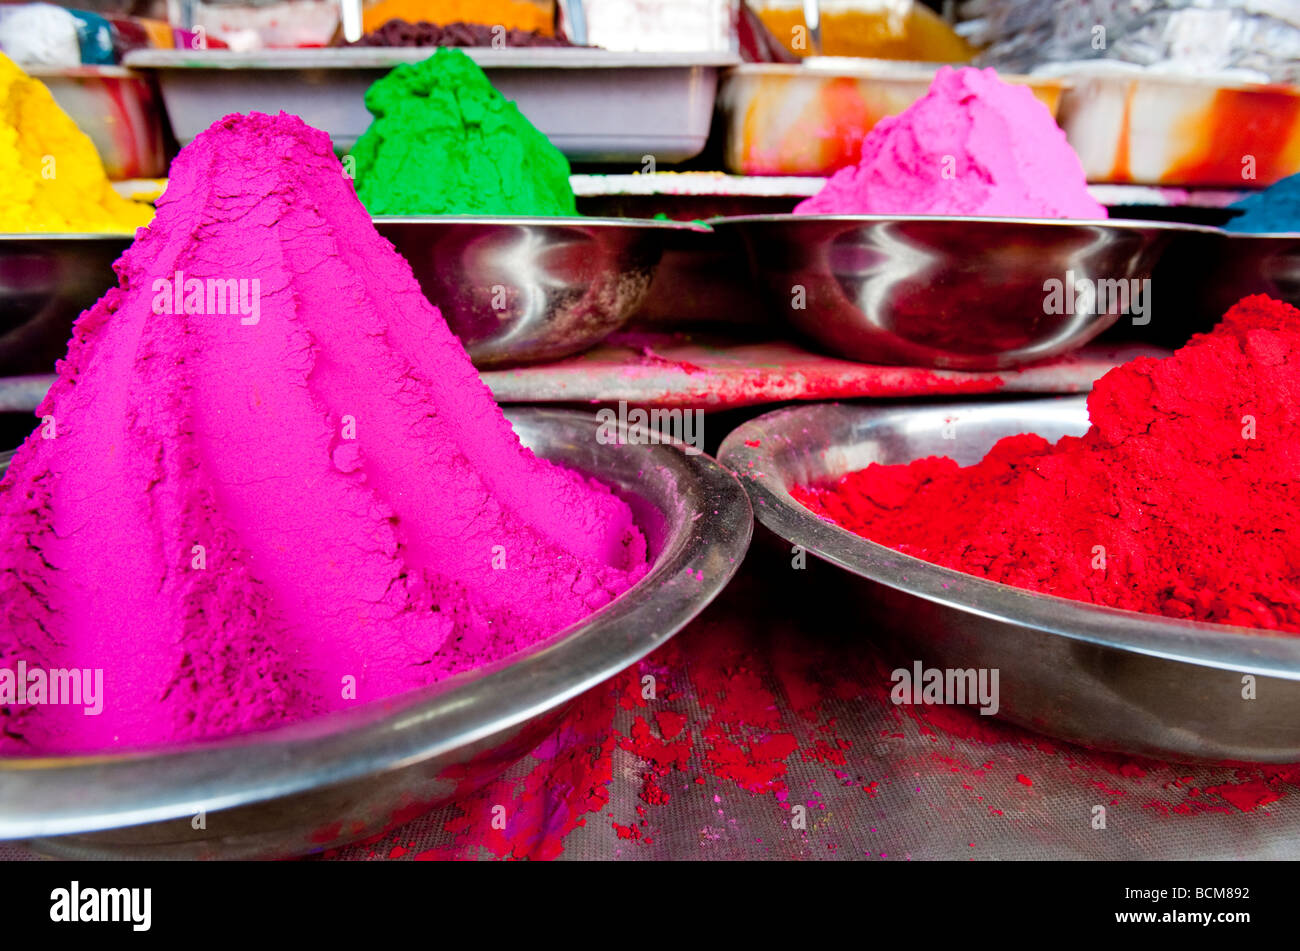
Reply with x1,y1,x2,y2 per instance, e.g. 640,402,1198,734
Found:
376,216,705,367
716,214,1208,370
0,234,131,377
1209,232,1300,315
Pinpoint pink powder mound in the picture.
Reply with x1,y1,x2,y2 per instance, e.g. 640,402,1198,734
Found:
795,66,1107,219
0,112,648,755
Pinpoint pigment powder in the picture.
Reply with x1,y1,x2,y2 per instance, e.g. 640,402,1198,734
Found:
795,66,1106,219
350,47,577,216
1225,170,1300,232
0,112,646,755
354,20,577,48
0,52,153,233
795,294,1300,633
361,0,553,35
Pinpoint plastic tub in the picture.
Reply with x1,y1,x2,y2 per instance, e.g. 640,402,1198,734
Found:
27,66,167,180
1046,66,1300,186
719,59,1065,176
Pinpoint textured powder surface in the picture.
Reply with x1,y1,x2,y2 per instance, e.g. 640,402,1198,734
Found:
795,66,1106,219
796,295,1300,634
0,112,646,755
351,48,576,216
1225,171,1300,233
0,52,153,233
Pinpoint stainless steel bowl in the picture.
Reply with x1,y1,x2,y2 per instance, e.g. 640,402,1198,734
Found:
374,217,705,367
1199,231,1300,321
0,234,131,377
713,214,1209,370
719,398,1300,763
0,408,752,859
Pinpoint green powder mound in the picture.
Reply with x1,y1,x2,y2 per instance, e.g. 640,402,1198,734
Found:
351,48,576,216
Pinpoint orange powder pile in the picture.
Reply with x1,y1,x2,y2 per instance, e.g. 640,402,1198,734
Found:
362,0,552,35
0,53,153,234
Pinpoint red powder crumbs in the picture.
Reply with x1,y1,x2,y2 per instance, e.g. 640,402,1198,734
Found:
1205,773,1287,812
1016,774,1033,787
794,295,1300,634
655,710,688,741
617,713,690,808
412,682,618,861
612,821,640,841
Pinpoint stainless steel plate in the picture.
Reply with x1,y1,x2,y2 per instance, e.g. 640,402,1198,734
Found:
375,216,704,367
0,408,752,858
718,398,1300,763
713,214,1214,370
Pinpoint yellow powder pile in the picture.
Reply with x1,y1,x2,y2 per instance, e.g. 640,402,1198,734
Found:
0,53,153,234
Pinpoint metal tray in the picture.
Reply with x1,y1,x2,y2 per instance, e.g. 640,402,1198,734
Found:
718,397,1300,763
0,408,753,858
123,48,737,163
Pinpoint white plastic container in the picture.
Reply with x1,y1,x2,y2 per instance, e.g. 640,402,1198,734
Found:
1042,63,1300,186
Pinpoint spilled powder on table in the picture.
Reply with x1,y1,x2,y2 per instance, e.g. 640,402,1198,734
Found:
328,568,1300,861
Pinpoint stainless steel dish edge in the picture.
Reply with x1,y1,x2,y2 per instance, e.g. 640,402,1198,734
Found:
719,397,1300,762
0,407,753,857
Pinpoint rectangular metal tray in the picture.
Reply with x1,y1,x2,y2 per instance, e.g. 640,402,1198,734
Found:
124,47,737,163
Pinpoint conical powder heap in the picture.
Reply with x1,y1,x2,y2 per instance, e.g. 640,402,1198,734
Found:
795,66,1106,219
350,48,576,216
0,112,647,755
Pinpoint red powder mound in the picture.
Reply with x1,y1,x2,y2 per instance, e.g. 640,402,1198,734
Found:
795,295,1300,634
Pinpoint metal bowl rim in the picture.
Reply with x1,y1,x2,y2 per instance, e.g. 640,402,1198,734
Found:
718,397,1300,679
124,48,742,70
371,214,712,232
0,407,753,838
707,213,1225,235
1220,229,1300,240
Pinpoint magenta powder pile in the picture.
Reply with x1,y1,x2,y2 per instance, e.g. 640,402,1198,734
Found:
796,66,1106,219
0,112,648,755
